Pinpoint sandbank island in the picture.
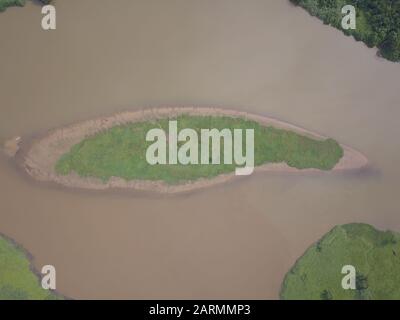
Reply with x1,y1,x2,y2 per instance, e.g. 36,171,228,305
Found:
6,108,367,193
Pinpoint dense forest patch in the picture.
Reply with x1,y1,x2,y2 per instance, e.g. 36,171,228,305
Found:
290,0,400,62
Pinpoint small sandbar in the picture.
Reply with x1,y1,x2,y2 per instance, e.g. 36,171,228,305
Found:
17,107,368,194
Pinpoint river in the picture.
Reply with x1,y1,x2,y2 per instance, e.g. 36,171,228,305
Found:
0,0,399,299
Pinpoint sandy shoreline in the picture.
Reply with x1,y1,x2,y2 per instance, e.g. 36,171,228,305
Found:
13,107,368,194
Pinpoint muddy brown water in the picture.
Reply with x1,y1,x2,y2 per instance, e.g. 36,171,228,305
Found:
0,0,399,299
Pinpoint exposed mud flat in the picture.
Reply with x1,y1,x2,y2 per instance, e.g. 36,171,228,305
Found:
21,107,368,193
3,136,21,157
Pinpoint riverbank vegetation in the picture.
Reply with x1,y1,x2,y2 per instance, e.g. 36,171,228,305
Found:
290,0,400,62
0,234,59,300
55,115,343,184
0,0,51,12
280,223,400,300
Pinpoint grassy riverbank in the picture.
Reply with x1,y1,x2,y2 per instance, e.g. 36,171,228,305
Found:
0,0,24,11
280,223,400,300
55,115,343,184
290,0,400,62
0,235,59,300
0,0,51,12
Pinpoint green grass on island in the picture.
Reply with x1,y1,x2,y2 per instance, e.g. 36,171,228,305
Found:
280,223,400,300
0,0,51,12
290,0,400,62
55,115,343,184
0,235,60,300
